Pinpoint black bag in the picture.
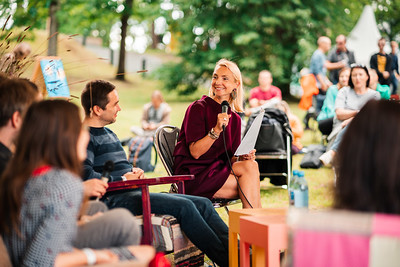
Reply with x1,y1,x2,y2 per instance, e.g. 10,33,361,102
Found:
245,108,291,153
299,144,326,169
127,136,157,172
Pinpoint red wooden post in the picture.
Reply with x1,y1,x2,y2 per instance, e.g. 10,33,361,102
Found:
141,185,152,245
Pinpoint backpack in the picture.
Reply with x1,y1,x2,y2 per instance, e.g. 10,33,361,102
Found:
300,144,326,169
245,108,292,153
127,136,157,172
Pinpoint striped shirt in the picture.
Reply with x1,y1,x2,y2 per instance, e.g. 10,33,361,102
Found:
83,127,132,182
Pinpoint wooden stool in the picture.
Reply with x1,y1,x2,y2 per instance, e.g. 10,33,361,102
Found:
229,208,287,267
239,214,288,267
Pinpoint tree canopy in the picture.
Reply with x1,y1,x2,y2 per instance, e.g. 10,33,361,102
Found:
4,0,400,94
157,0,368,95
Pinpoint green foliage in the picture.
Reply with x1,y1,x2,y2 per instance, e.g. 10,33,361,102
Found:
157,0,366,96
4,0,121,46
373,0,400,41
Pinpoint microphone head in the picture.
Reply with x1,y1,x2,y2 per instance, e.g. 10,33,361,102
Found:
221,100,229,113
103,160,114,172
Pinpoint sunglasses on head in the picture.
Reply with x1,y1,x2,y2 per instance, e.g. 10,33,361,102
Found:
350,63,367,68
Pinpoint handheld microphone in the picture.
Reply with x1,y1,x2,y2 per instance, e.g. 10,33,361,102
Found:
96,160,114,201
221,100,229,130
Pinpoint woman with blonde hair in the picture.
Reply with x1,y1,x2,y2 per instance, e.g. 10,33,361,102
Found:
173,59,261,208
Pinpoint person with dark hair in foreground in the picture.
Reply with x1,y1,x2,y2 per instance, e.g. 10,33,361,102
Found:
81,79,229,267
0,100,154,267
334,100,400,214
0,78,41,174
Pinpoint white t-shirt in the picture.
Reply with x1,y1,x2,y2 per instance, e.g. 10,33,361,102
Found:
333,86,380,127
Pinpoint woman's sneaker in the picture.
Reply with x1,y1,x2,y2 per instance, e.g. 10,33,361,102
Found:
319,150,333,167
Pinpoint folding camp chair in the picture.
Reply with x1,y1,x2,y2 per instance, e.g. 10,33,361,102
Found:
154,125,241,213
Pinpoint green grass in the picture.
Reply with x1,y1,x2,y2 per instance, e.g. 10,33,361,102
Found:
21,31,335,223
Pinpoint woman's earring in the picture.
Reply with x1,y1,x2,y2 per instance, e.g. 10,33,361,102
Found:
231,89,237,100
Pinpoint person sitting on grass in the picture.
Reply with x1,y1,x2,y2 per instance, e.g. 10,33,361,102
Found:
130,90,171,137
319,64,380,167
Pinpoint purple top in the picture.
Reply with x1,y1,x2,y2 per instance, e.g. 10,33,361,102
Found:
173,95,241,199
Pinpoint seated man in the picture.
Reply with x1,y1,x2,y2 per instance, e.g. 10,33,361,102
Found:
130,90,171,137
0,78,40,173
248,70,282,112
81,80,229,267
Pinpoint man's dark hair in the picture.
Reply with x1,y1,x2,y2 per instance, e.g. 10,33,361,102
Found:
0,78,38,127
81,80,115,116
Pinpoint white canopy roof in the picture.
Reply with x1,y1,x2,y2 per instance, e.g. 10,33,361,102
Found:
346,5,382,67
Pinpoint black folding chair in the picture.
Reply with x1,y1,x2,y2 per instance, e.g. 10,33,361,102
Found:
154,125,241,213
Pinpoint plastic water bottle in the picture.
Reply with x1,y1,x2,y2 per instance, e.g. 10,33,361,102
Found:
293,171,309,208
289,170,298,206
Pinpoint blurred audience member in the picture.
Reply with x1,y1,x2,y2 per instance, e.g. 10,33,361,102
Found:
319,64,380,167
390,41,399,95
370,37,392,86
310,36,345,113
368,68,390,99
130,90,171,137
326,35,355,84
276,101,303,154
317,67,350,136
248,70,282,109
0,42,31,76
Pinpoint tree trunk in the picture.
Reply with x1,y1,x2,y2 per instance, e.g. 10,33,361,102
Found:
48,0,58,56
151,21,157,49
116,0,133,81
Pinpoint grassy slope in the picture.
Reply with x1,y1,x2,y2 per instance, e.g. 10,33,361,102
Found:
21,31,334,222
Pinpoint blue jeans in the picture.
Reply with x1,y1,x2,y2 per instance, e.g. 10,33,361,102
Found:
331,126,347,152
103,190,229,267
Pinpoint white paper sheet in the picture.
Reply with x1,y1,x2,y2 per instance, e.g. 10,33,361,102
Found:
234,110,264,156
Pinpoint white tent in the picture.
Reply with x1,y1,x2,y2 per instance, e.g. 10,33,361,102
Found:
346,5,381,67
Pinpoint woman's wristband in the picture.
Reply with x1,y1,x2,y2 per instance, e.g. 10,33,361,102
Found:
208,128,220,140
82,248,97,265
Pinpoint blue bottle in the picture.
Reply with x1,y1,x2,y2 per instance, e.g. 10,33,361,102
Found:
293,171,309,208
289,170,298,206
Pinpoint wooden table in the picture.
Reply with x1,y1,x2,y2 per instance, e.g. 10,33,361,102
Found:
229,208,287,267
107,175,194,245
240,214,288,267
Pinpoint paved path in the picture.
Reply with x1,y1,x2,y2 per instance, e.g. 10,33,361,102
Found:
84,43,164,74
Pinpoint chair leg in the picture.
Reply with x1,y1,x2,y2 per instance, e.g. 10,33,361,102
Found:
224,205,230,215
